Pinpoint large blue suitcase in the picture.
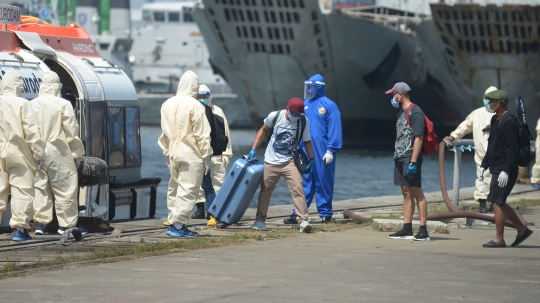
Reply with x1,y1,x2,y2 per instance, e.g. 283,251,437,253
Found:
208,157,264,225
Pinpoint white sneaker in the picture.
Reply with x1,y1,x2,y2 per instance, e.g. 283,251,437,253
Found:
250,221,267,230
299,220,313,233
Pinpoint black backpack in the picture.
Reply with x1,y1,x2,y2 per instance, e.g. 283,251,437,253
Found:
204,105,229,155
497,96,532,167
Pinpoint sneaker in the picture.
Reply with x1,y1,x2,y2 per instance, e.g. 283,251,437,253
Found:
58,227,87,235
413,230,431,241
207,216,217,227
250,221,267,230
163,221,170,226
532,183,540,190
322,216,335,223
58,227,66,235
35,223,48,235
283,215,298,225
511,228,533,247
166,226,172,235
299,221,313,233
191,206,205,219
12,229,32,242
168,225,199,238
388,228,414,240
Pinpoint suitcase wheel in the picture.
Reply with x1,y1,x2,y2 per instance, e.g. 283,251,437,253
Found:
218,223,229,229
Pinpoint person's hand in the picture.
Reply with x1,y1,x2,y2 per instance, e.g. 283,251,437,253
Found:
443,136,455,141
222,155,229,168
322,151,334,164
498,171,509,187
247,149,256,161
204,157,212,175
477,167,485,181
406,162,417,175
307,158,315,173
36,160,44,170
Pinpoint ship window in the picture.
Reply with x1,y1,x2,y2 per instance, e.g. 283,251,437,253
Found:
322,60,328,69
530,41,539,52
232,9,238,21
487,25,491,36
282,28,288,40
222,0,226,3
299,0,305,8
468,11,473,20
213,20,220,30
520,26,526,38
445,48,454,56
247,10,253,22
463,25,469,37
538,25,540,37
507,41,512,53
314,23,320,34
261,44,266,52
496,24,501,37
224,9,230,21
515,42,520,54
99,43,110,50
502,11,508,22
125,107,142,167
270,11,276,23
284,0,289,7
277,44,283,53
258,27,263,38
219,32,225,43
268,0,273,6
519,12,524,22
479,24,484,37
320,50,326,58
245,0,250,4
444,10,450,20
293,12,300,23
264,11,269,23
262,0,266,6
279,12,284,23
169,12,180,22
504,25,509,36
236,26,242,37
251,26,257,38
498,41,503,53
254,42,259,51
247,42,251,52
271,44,276,53
267,27,273,39
312,11,318,21
286,12,291,23
470,25,476,37
465,40,471,52
473,41,479,52
254,11,260,22
461,10,467,20
445,23,452,35
243,26,248,37
224,45,229,53
437,10,443,18
239,10,245,22
286,44,290,53
274,27,280,39
89,102,106,159
481,40,487,52
289,28,294,40
489,41,493,52
107,106,125,168
522,42,528,54
317,38,324,47
154,12,165,22
291,0,297,8
457,39,463,50
209,8,214,16
484,10,489,21
441,35,450,45
495,11,499,22
449,59,455,66
277,0,282,7
452,11,458,20
435,21,442,31
477,11,482,21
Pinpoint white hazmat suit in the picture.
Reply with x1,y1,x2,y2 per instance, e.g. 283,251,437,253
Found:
158,71,212,225
531,118,540,185
449,86,496,201
31,71,85,228
194,84,233,206
0,70,46,229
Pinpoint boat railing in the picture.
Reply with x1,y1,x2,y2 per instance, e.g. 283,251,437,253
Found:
339,5,430,34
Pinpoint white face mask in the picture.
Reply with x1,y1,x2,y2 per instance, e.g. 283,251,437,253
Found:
288,114,300,122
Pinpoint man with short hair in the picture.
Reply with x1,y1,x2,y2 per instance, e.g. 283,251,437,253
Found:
385,82,430,241
247,98,315,233
443,86,497,213
479,90,533,247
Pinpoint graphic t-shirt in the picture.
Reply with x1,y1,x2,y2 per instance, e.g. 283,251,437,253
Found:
264,110,311,165
394,105,425,160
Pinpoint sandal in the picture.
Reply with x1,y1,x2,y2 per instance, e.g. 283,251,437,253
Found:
482,240,506,248
511,228,533,247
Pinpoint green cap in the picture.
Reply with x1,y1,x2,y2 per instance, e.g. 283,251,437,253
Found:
485,89,509,104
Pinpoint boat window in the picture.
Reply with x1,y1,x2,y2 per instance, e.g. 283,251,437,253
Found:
99,43,110,50
107,106,126,168
125,107,142,167
169,12,180,22
183,7,193,22
89,102,107,160
154,12,165,22
143,10,151,22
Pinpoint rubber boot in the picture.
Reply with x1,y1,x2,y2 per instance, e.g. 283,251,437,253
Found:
191,203,205,219
207,216,217,227
283,215,298,225
478,199,487,213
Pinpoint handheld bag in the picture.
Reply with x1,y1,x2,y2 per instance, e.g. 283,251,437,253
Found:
292,115,310,174
405,103,439,155
208,157,264,225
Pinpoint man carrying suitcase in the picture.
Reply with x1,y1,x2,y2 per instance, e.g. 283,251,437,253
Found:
247,98,316,232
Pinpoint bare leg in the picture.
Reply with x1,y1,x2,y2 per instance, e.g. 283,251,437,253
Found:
502,204,527,236
412,187,427,225
402,186,414,223
492,203,505,243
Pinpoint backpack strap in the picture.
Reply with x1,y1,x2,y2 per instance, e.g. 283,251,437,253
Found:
272,110,283,128
497,114,518,150
405,103,417,128
298,115,306,144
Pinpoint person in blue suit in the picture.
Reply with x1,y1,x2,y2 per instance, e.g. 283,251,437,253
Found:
285,74,343,224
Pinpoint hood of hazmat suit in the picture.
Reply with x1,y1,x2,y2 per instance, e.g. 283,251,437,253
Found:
158,70,212,161
450,86,497,164
197,84,213,106
0,69,45,228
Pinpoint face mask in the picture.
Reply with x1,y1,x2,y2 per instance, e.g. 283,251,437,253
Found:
391,97,400,108
483,98,489,106
288,114,300,122
200,99,209,105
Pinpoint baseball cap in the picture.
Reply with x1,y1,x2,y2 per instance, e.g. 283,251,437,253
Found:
485,90,509,104
385,82,411,95
287,97,305,113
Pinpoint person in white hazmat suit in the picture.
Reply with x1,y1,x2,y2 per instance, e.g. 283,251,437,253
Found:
158,70,212,238
31,71,86,236
0,69,46,242
531,118,540,189
191,84,233,227
443,86,497,213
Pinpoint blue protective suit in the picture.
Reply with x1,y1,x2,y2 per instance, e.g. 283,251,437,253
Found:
293,74,342,218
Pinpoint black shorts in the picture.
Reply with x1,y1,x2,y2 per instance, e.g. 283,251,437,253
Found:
394,157,422,188
487,169,518,205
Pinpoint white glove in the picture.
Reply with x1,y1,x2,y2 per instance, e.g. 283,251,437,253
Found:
498,171,509,188
222,155,229,168
36,160,44,170
322,151,334,164
477,167,485,181
204,157,212,175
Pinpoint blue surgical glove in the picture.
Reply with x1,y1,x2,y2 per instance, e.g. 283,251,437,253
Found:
247,149,256,161
406,162,417,175
307,158,315,173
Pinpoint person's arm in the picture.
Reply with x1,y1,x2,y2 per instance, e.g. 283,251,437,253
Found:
21,102,45,161
251,124,271,150
304,140,315,159
410,111,425,163
502,118,520,172
326,102,343,154
61,101,85,158
446,112,474,141
411,136,423,162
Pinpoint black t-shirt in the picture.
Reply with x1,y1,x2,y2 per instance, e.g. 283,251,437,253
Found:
394,105,425,160
481,112,520,174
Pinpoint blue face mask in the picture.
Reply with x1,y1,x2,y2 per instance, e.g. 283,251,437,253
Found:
391,97,400,108
288,114,300,122
483,98,489,106
200,99,210,105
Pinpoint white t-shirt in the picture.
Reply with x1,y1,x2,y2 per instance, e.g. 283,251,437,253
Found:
263,110,311,165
